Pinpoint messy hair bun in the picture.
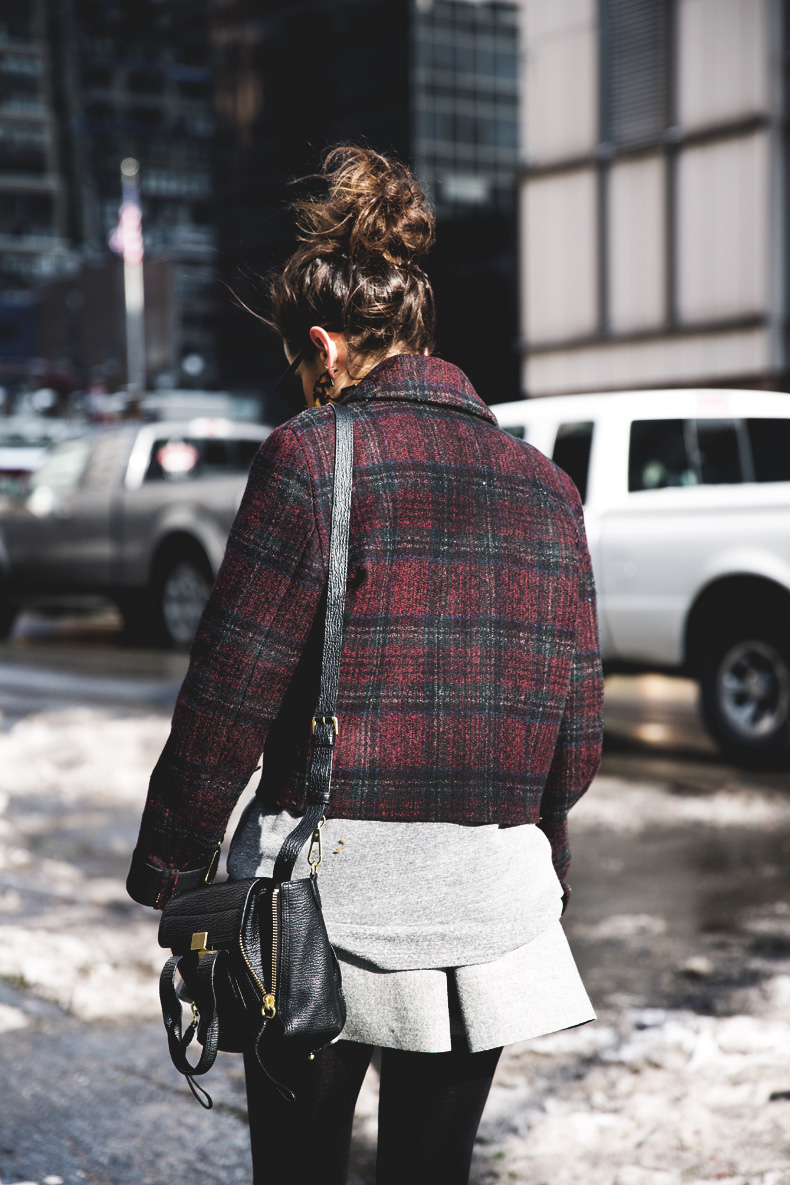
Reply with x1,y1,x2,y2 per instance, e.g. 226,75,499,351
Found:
270,146,436,368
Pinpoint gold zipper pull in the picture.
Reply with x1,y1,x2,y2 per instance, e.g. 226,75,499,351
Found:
262,993,277,1019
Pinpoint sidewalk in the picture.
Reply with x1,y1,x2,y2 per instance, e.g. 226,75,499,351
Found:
2,681,790,1183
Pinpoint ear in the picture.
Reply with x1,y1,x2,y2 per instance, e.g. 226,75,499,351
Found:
309,326,339,372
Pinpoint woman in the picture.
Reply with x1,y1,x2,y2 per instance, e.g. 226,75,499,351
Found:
127,146,603,1185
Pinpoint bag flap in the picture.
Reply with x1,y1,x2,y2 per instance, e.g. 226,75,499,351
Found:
158,877,265,954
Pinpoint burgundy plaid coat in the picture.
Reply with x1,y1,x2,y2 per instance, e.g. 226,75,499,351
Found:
129,354,603,906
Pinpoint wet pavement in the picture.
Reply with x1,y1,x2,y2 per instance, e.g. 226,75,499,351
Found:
1,612,789,1184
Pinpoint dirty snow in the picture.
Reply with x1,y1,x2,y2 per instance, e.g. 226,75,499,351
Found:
573,774,790,832
0,709,169,1020
2,707,790,1184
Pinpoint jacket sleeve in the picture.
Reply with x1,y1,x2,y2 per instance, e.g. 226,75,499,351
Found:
127,424,325,907
537,476,604,909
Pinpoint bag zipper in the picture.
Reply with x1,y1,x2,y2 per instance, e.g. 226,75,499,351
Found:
265,888,279,1019
238,886,279,1020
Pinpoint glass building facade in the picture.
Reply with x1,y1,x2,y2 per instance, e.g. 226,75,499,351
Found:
412,0,519,218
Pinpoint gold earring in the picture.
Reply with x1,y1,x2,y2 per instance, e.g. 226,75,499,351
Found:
312,369,335,405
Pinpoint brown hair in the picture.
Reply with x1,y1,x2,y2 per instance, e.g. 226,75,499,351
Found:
270,146,436,370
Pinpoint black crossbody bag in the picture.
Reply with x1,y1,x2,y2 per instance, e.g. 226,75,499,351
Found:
157,404,353,1108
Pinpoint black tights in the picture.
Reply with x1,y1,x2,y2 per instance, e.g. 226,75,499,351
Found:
243,1038,502,1185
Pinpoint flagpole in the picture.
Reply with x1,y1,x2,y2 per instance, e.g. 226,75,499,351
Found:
119,158,146,393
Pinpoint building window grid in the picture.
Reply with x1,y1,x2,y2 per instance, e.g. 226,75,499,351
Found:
597,0,675,340
413,0,518,217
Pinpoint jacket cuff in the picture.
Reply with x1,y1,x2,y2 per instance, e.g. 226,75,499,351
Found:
126,846,219,909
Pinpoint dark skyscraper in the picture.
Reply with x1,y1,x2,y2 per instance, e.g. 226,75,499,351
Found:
0,0,71,374
210,0,519,413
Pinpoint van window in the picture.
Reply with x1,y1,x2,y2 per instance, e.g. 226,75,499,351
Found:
502,425,525,440
694,419,742,485
746,419,790,482
552,421,593,503
629,420,695,491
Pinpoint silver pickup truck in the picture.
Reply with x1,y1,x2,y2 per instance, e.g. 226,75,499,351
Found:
0,418,270,646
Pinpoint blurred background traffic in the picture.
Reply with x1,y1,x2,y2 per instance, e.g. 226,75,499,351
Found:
1,0,788,767
2,4,790,1182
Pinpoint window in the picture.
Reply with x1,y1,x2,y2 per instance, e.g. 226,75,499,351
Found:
694,420,742,485
501,424,525,439
412,0,518,218
127,69,164,95
746,419,790,483
82,432,131,490
26,438,92,515
600,0,668,147
629,420,695,492
144,436,260,482
236,439,261,469
552,421,594,503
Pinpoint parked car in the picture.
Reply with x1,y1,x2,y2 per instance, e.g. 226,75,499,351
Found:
0,418,270,647
494,388,790,767
0,416,82,498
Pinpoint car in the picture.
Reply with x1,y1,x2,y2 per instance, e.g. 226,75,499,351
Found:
493,388,790,767
0,417,270,647
0,416,82,498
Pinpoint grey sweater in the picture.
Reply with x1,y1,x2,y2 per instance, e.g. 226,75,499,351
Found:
227,803,564,971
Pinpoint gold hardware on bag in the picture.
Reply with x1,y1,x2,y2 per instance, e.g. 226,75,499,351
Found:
191,931,210,959
270,888,279,1011
262,993,277,1019
308,817,325,875
204,845,221,885
311,715,339,735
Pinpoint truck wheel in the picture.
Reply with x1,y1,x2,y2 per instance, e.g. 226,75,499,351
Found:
700,627,790,768
152,544,213,649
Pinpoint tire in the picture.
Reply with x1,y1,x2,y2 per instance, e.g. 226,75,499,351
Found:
150,543,214,649
700,625,790,768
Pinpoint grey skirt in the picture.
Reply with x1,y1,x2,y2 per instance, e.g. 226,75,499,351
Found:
228,804,595,1052
335,918,595,1053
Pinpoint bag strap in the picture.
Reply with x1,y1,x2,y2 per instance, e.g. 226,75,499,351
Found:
272,403,354,882
159,951,222,1106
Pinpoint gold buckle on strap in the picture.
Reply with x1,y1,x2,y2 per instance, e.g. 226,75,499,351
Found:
311,715,339,736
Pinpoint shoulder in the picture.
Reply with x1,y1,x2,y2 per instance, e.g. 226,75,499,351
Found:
262,406,339,467
484,423,582,513
488,428,587,550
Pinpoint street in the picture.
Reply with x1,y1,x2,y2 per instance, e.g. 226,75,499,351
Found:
1,613,790,1185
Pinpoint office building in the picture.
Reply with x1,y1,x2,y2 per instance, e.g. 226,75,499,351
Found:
519,0,788,397
0,0,72,380
40,0,218,389
210,0,520,408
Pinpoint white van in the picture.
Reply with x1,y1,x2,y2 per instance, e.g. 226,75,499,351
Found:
493,389,790,767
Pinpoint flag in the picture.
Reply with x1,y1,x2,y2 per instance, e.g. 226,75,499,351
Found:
108,201,144,266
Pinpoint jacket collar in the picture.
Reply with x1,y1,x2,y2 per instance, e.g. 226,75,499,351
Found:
341,353,497,426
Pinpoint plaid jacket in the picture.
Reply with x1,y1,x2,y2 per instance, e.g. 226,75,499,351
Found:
129,354,603,905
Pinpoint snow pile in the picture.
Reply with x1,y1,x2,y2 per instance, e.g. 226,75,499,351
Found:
0,708,169,806
572,775,790,832
0,911,163,1021
2,707,790,1183
0,709,168,1020
476,1001,790,1185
